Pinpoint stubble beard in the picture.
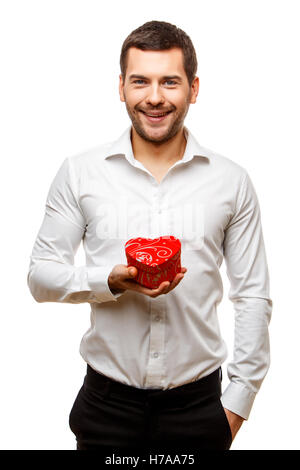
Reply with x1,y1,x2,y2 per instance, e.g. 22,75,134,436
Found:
124,94,191,145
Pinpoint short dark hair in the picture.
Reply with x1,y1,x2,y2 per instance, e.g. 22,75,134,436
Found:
120,20,198,86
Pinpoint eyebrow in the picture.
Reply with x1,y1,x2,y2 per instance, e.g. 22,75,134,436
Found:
129,74,183,82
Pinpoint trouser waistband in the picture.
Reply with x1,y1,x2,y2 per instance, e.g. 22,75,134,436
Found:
85,364,222,404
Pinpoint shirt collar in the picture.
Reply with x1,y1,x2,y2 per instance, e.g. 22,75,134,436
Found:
104,126,211,165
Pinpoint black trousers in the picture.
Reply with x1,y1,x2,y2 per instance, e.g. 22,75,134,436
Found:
69,365,232,451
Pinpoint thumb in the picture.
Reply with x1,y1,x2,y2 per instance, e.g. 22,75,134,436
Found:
128,267,137,277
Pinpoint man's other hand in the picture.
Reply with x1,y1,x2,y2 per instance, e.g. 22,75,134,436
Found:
223,408,245,441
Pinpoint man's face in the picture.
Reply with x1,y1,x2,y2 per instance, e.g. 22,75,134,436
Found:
119,47,199,144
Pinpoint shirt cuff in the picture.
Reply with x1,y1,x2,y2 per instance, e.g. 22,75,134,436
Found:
220,381,256,420
87,265,125,303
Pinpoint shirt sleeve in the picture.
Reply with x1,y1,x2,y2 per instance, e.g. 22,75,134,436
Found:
220,171,273,420
27,157,124,304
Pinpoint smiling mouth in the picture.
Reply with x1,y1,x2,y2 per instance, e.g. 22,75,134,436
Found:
140,110,172,117
139,110,173,122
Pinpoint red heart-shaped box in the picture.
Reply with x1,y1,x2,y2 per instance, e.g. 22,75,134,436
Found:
125,235,181,289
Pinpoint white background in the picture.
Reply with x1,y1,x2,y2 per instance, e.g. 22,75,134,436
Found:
0,0,299,450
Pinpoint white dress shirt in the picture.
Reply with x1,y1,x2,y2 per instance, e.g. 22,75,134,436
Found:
27,126,272,420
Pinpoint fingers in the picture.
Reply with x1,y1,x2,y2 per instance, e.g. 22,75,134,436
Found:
122,267,187,297
163,272,184,294
159,267,187,294
123,279,170,297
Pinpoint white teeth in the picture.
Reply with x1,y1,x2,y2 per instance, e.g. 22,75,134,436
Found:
147,113,166,117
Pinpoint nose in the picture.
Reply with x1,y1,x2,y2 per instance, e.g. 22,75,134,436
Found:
145,83,165,106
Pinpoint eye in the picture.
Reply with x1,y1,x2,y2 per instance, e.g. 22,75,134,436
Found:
164,80,177,86
133,79,146,85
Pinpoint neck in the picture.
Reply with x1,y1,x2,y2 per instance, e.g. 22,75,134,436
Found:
131,126,187,166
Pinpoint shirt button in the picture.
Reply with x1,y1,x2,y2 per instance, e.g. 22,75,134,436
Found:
153,352,159,358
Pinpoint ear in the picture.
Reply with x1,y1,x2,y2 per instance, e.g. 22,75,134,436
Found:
119,74,125,102
189,76,199,104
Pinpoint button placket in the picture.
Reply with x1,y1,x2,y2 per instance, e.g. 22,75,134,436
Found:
145,298,166,387
150,189,161,236
153,190,159,213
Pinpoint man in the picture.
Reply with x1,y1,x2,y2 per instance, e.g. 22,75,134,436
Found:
27,20,272,451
